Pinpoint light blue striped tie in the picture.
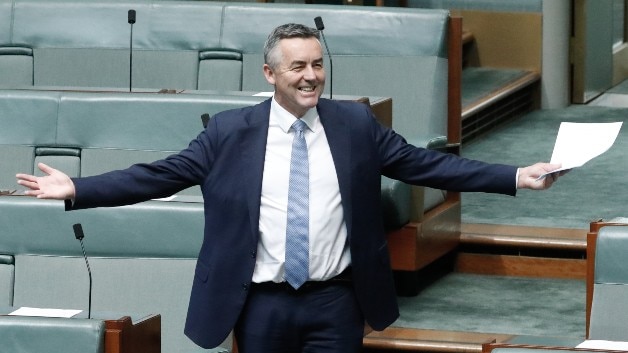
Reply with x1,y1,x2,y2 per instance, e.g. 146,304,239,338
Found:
285,119,309,289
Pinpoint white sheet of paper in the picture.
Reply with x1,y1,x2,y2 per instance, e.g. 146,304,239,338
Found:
253,91,274,97
9,306,82,318
538,121,622,180
576,339,628,350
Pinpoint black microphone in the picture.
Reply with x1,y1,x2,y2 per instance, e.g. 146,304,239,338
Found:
314,16,333,100
201,113,210,129
128,9,136,92
73,223,93,319
128,9,136,24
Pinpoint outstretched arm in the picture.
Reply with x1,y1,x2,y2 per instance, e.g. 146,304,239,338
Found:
16,163,76,200
517,162,567,190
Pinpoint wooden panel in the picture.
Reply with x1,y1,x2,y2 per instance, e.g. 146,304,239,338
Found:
105,315,160,353
448,16,463,145
455,253,586,279
460,223,587,251
387,223,420,270
370,97,393,129
386,200,460,271
453,10,542,72
364,327,515,353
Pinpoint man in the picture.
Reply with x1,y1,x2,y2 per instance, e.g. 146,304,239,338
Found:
17,23,562,353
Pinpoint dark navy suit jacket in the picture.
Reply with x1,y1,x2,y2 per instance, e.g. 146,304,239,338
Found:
70,98,517,348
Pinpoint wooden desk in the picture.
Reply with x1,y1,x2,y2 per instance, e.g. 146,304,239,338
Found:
355,95,393,128
104,314,161,353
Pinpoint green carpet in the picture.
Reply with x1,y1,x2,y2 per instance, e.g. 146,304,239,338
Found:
461,105,628,229
395,273,585,338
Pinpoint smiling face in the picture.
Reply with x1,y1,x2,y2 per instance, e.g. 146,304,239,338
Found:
263,37,326,118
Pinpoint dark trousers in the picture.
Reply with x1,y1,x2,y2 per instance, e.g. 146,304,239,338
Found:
234,281,364,353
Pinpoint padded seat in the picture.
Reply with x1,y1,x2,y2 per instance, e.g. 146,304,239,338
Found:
589,226,628,340
0,46,33,86
0,316,105,353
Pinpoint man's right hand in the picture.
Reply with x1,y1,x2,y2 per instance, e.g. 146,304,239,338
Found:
16,163,76,200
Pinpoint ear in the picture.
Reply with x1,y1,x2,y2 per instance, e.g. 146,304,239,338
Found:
263,64,276,85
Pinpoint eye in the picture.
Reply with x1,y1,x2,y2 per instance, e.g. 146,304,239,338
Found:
290,63,305,72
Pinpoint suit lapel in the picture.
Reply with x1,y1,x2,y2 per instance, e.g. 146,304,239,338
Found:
238,99,271,241
318,99,353,235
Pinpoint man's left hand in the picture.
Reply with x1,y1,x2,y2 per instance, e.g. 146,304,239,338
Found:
517,163,568,190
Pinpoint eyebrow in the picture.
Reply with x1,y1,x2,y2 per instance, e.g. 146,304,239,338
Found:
290,57,323,66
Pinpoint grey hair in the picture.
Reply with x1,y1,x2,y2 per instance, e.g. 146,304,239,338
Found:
263,23,321,70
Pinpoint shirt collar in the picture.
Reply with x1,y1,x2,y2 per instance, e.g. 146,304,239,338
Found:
270,97,319,134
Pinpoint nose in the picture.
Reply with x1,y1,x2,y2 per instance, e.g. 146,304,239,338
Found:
303,65,317,80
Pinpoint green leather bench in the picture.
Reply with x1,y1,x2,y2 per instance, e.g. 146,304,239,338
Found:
0,0,456,226
588,225,628,341
0,89,268,353
0,316,106,353
0,87,410,352
0,1,463,290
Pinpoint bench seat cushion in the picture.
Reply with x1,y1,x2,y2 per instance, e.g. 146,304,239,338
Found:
0,316,105,353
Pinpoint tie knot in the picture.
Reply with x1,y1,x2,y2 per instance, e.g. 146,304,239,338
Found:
292,119,307,133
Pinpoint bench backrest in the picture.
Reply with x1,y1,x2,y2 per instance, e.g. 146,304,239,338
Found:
0,0,451,139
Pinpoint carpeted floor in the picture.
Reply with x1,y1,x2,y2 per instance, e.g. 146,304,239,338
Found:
391,96,628,339
394,273,585,337
461,104,628,229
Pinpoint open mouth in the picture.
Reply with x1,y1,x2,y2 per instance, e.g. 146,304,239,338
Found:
299,86,316,93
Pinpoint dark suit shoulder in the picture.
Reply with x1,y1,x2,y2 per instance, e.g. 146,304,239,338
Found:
317,98,379,125
210,98,271,128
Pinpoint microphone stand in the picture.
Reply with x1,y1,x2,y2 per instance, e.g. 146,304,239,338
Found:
314,16,333,100
73,223,92,319
128,9,136,92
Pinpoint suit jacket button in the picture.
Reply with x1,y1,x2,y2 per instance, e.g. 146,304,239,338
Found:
250,250,256,258
242,283,249,291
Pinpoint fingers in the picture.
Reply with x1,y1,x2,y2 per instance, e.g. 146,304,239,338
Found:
15,164,74,200
25,189,44,197
16,179,40,190
37,162,54,175
15,173,41,191
15,173,37,183
518,163,564,190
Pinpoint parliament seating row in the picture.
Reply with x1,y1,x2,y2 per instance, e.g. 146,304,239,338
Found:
0,0,463,292
0,0,451,147
0,89,274,353
0,86,431,352
0,1,462,351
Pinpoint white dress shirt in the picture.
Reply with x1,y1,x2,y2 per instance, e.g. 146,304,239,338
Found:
252,98,351,283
